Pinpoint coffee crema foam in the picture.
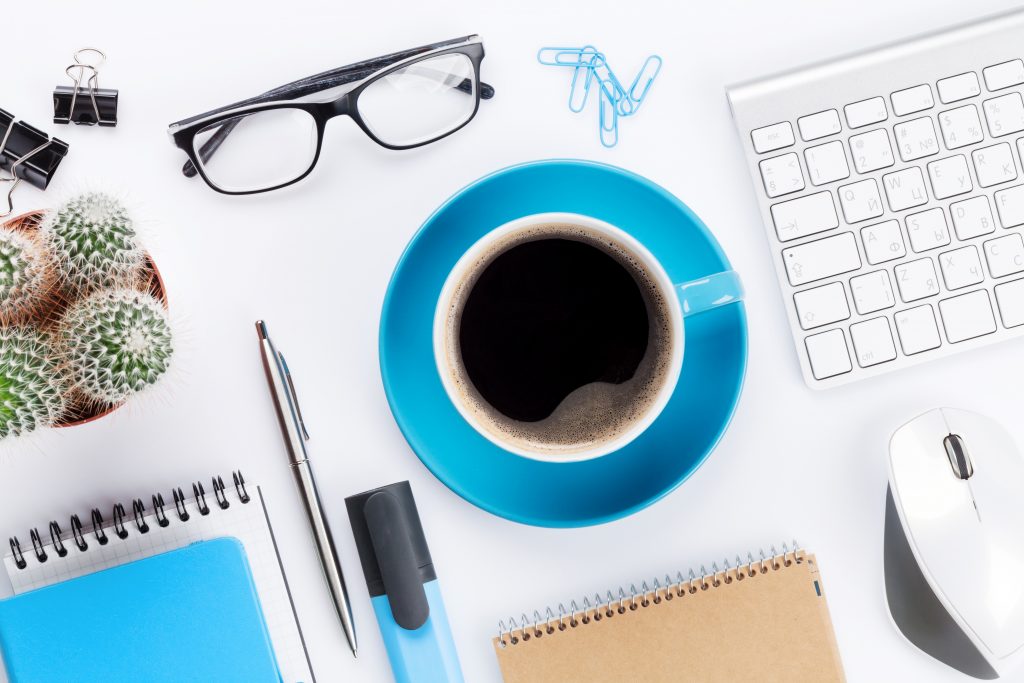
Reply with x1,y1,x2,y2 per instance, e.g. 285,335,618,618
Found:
442,222,675,457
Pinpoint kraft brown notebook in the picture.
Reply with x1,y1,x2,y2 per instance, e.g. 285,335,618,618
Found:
492,545,844,683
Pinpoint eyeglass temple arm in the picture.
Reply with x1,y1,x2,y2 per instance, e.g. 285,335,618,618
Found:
180,37,494,178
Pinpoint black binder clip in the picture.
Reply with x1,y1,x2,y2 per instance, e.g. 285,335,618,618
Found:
0,109,70,217
53,48,118,126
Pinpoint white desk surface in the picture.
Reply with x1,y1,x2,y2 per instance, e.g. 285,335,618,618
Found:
3,1,1024,681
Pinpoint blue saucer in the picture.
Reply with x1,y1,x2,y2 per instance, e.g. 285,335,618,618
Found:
379,160,747,527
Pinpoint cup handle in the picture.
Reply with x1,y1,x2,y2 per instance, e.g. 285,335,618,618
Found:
675,270,744,317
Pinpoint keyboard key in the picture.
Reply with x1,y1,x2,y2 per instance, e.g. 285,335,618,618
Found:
995,278,1024,327
939,290,997,342
759,153,805,198
861,220,906,264
845,97,887,129
939,245,984,290
782,232,862,286
804,141,850,186
994,185,1024,227
771,191,839,242
838,179,884,223
850,317,898,367
984,233,1024,277
938,105,984,149
895,305,942,354
927,155,973,199
849,129,894,173
937,72,981,103
983,93,1024,137
793,282,850,330
805,329,852,380
751,122,795,153
882,167,928,211
971,142,1017,187
950,196,996,240
894,117,939,161
906,207,951,252
891,84,935,116
895,257,940,302
850,270,896,314
798,109,842,141
983,59,1024,91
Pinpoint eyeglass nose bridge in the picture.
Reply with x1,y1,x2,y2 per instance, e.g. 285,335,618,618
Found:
324,94,354,120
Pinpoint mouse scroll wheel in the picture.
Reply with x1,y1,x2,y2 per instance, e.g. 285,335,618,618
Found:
943,434,974,480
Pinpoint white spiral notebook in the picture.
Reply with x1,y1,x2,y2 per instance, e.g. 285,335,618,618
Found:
2,471,315,683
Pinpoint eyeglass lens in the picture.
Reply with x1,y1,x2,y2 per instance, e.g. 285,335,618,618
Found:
193,108,318,192
357,53,477,147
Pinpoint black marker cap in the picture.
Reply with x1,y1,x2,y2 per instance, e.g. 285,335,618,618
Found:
346,481,436,630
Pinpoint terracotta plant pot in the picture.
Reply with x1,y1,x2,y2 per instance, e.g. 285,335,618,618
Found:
1,210,169,428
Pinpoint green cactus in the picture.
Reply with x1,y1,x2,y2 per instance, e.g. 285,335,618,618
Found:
0,226,57,326
59,288,173,405
0,327,66,439
41,192,145,293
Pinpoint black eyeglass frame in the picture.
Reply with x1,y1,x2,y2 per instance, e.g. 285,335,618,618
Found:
167,36,492,195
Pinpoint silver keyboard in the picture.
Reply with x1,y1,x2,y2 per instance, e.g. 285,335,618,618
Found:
728,10,1024,389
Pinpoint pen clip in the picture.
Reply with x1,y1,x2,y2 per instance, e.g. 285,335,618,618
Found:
278,351,310,441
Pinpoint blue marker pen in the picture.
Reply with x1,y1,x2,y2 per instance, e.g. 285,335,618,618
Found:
346,482,463,683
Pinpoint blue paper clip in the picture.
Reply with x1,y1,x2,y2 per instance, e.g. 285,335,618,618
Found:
569,48,601,113
537,47,599,67
539,45,662,148
598,79,618,148
628,56,662,109
590,59,634,117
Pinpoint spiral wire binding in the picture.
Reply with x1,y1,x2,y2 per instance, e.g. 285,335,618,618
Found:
8,537,25,570
90,509,108,545
153,494,169,527
48,521,67,558
172,487,190,521
71,515,88,551
233,471,251,503
29,529,46,563
212,476,230,510
5,472,252,570
131,499,150,534
112,503,128,539
496,541,804,648
193,482,210,515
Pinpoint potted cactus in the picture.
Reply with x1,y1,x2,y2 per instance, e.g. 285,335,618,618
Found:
0,193,173,439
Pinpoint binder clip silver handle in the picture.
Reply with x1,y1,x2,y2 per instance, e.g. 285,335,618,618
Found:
0,109,70,218
0,142,49,218
53,48,118,127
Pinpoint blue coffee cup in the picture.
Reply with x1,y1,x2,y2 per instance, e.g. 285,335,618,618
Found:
432,211,744,463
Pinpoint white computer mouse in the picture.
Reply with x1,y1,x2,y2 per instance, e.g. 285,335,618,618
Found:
886,407,1024,679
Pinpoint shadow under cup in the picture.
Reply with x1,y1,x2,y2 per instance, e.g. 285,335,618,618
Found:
434,213,744,463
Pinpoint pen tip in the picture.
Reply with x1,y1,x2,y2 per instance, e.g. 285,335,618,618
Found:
255,320,268,339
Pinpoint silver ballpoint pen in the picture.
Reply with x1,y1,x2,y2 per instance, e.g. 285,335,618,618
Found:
256,320,358,657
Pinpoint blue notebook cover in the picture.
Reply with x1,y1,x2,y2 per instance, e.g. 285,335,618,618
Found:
0,537,282,683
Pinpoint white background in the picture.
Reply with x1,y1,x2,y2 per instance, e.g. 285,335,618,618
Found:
2,1,1024,681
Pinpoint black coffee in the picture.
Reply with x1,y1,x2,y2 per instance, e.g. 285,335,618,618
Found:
460,239,649,421
442,223,674,457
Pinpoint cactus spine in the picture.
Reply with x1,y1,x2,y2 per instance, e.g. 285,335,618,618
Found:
0,327,66,438
59,288,173,406
0,225,58,326
41,193,145,293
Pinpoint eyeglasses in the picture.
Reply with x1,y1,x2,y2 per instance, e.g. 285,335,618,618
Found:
167,35,493,195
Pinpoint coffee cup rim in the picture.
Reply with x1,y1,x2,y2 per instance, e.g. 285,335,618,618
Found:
432,212,685,463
